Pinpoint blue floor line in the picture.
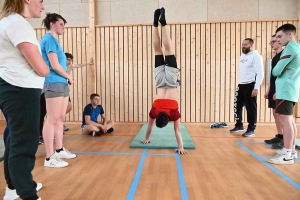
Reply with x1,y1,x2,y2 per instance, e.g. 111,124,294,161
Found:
240,142,266,144
176,153,188,200
237,142,300,191
126,149,148,200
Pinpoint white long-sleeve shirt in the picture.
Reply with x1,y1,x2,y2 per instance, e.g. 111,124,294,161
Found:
239,50,264,89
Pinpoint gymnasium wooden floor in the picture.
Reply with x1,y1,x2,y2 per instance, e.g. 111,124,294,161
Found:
0,123,300,200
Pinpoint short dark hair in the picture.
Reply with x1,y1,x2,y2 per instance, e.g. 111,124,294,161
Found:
90,93,100,100
65,53,73,60
276,23,296,35
42,13,67,31
244,38,254,45
155,112,169,128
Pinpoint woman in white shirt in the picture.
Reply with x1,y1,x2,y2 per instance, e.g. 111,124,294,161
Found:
0,1,49,200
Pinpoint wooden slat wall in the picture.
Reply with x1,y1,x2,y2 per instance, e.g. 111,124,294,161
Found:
95,20,299,123
0,20,299,123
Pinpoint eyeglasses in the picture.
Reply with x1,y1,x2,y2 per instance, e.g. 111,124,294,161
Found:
269,40,277,45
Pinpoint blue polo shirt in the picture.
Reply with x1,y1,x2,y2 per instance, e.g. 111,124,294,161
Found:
82,104,104,126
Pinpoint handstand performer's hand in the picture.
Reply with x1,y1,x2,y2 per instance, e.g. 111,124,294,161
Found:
141,139,150,144
176,148,187,155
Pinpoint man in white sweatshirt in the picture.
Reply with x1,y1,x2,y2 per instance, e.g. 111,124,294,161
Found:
230,38,264,137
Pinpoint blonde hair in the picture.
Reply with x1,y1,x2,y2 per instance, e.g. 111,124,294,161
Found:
0,0,24,20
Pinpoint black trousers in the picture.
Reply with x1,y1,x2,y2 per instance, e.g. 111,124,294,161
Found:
40,93,46,138
0,78,40,199
234,82,257,131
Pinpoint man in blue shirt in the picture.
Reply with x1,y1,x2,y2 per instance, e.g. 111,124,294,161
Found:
82,93,114,136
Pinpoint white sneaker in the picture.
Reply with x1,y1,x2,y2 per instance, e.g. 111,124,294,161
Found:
3,187,18,200
277,149,298,159
55,147,76,159
44,153,68,168
3,183,42,200
36,183,42,191
292,151,298,159
268,154,294,164
276,149,284,156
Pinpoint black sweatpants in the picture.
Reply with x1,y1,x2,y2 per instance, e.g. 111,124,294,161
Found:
0,78,40,199
40,93,46,138
234,82,257,131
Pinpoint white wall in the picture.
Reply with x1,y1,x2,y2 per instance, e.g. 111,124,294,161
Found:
0,0,298,27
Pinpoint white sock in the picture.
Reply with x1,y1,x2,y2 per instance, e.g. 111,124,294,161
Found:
283,148,292,157
292,145,296,153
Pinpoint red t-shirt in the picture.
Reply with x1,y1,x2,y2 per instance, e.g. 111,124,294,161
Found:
149,99,181,121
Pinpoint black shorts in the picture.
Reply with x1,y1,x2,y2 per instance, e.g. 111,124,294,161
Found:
268,99,276,109
268,93,276,109
155,55,177,68
275,99,295,115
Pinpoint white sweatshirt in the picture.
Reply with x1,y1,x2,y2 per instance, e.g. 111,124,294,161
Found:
239,50,264,89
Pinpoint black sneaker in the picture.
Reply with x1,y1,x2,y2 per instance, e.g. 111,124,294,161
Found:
63,125,69,131
264,134,282,144
39,137,44,145
272,140,284,149
92,130,103,137
230,126,245,133
107,127,114,133
242,129,255,137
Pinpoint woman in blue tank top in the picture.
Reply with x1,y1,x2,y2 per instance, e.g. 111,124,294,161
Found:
40,13,76,168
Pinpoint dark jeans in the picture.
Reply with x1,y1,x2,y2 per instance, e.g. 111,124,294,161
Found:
0,78,40,199
0,105,9,147
234,82,257,131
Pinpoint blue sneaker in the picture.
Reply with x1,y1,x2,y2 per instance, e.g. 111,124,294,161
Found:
210,123,220,128
242,129,255,137
219,122,228,128
230,126,244,133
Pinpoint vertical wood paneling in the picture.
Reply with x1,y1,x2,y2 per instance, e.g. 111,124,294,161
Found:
185,24,191,123
195,24,201,122
2,21,299,123
200,24,206,122
225,23,231,123
90,20,297,123
137,26,143,122
256,22,262,123
109,27,115,121
220,23,226,122
190,24,196,122
210,24,216,123
114,27,120,122
215,24,221,123
104,27,110,120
